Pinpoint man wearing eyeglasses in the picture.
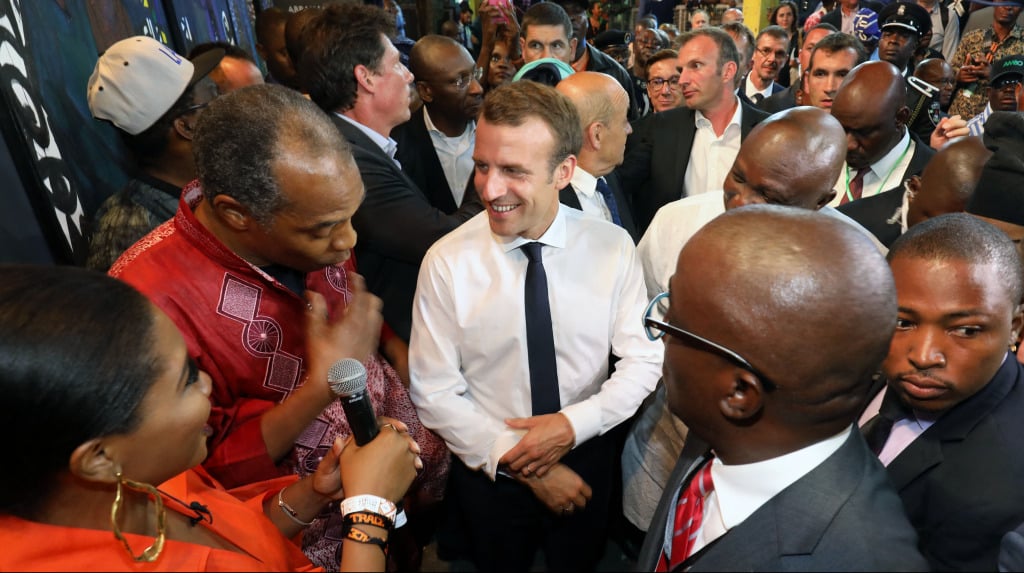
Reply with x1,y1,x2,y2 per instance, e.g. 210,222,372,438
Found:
393,35,484,215
645,49,682,113
740,26,790,106
301,4,484,343
623,107,885,537
550,0,641,120
635,205,927,571
409,81,662,571
966,55,1023,135
86,37,223,272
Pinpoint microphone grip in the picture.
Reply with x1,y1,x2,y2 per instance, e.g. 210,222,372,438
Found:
340,390,379,446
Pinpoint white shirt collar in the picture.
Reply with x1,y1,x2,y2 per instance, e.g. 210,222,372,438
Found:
694,98,743,134
868,128,911,180
497,202,568,253
569,166,599,198
423,106,475,140
744,74,774,99
711,426,852,529
335,112,399,160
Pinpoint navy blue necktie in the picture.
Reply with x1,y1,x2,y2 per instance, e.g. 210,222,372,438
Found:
861,388,911,455
521,242,560,415
595,177,623,227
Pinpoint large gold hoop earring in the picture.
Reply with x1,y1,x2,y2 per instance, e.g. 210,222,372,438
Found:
111,472,166,562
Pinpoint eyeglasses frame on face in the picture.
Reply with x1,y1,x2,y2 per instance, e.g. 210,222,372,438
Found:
647,76,682,91
755,45,789,61
418,66,484,90
643,291,779,390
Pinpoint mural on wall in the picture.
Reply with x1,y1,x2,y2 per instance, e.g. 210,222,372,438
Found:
0,0,257,263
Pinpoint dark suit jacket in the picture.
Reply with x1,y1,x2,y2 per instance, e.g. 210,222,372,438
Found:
585,42,641,121
558,172,639,243
331,115,483,341
837,132,935,247
1000,522,1024,572
882,355,1024,571
738,75,785,107
759,84,798,114
390,106,463,215
636,431,928,572
616,102,770,234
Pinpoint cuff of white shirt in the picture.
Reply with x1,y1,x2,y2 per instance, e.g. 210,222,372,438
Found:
560,400,601,448
486,428,527,480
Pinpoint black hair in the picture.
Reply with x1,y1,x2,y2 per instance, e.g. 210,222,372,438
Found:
521,2,573,40
120,83,199,167
188,41,255,63
0,265,159,518
808,32,868,70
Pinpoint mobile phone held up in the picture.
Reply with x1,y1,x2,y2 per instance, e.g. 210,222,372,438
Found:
484,0,511,24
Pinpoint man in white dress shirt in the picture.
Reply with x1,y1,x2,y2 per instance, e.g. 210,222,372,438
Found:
409,81,662,571
829,61,935,207
623,106,883,535
554,71,639,241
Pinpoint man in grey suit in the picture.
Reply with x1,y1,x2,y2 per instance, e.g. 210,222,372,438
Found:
616,27,770,234
300,4,483,342
636,205,927,571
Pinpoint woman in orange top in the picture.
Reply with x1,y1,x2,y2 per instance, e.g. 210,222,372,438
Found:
0,266,420,571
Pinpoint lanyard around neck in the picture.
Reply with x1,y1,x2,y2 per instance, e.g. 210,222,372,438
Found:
843,137,912,203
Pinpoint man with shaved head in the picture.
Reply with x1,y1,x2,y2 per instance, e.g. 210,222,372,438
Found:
636,206,928,571
623,106,885,534
861,213,1024,570
839,136,990,246
393,35,484,214
829,60,935,207
555,71,639,241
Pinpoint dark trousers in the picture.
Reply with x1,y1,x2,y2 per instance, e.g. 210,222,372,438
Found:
448,433,616,572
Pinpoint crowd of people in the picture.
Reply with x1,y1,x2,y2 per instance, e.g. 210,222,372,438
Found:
1,0,1024,571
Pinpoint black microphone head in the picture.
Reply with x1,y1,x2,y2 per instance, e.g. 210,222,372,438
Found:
328,358,367,397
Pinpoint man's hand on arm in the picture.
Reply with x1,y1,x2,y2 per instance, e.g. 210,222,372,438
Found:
512,462,592,515
498,413,576,478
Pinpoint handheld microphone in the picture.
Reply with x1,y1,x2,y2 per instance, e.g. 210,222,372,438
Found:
328,358,378,446
327,358,407,528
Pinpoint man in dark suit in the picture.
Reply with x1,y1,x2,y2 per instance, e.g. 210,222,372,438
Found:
392,35,483,215
861,213,1024,571
759,23,839,113
636,205,927,572
738,26,789,106
555,72,639,242
616,27,770,234
830,61,935,207
300,4,483,342
551,0,640,120
839,135,990,246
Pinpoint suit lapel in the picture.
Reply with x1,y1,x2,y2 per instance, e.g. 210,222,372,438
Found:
559,183,583,210
406,108,458,213
605,172,639,242
886,355,1020,491
331,114,424,196
670,109,697,198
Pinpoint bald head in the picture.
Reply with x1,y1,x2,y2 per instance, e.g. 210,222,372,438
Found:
210,56,264,93
665,206,896,459
556,71,631,175
906,136,991,227
831,61,909,169
408,35,464,79
914,58,955,108
723,106,845,210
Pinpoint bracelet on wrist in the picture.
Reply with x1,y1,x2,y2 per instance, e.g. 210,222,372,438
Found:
343,510,394,530
277,486,315,527
343,525,389,556
339,494,398,523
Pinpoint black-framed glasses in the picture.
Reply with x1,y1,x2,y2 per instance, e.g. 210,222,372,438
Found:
647,76,681,90
643,292,778,390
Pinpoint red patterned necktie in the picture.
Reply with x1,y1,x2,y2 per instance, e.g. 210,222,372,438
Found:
657,460,715,572
842,168,869,204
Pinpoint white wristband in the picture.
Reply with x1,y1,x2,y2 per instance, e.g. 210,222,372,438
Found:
340,494,398,523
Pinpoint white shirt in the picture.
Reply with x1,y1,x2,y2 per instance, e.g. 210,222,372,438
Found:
409,206,663,478
858,386,937,466
923,1,961,61
830,129,915,207
423,107,475,206
336,113,400,167
569,167,615,224
662,427,852,559
744,74,775,102
639,192,887,300
684,101,743,197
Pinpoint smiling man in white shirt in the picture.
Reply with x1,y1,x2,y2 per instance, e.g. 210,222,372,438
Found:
409,80,662,571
